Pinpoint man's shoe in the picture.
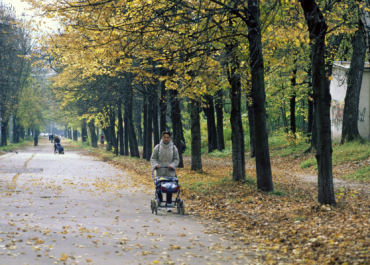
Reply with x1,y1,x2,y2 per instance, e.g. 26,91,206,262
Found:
167,207,172,212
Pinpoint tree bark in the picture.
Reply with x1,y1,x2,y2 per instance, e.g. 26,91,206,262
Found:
290,68,297,134
88,119,98,148
170,89,184,167
215,89,225,151
190,101,202,171
134,99,143,146
1,117,8,146
203,95,218,153
341,23,366,143
300,0,335,205
73,129,78,141
247,96,256,158
152,91,160,146
146,93,153,161
246,1,273,190
81,118,88,143
159,80,167,134
13,114,20,144
124,86,140,158
68,128,72,139
226,43,245,182
118,103,125,155
124,111,129,156
143,98,148,159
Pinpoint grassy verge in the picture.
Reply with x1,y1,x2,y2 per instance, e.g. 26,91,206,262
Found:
300,140,370,170
342,165,370,181
0,139,33,152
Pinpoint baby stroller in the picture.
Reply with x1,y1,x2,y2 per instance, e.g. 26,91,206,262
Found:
150,166,185,215
54,143,64,154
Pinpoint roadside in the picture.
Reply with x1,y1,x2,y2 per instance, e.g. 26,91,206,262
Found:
70,138,370,264
0,138,33,154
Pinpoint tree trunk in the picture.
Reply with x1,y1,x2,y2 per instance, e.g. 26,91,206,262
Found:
226,43,246,182
190,101,202,171
153,91,160,146
247,96,256,158
203,95,218,153
160,80,167,134
110,110,117,155
34,129,38,146
215,89,225,151
1,117,8,146
300,0,335,205
143,98,148,159
290,91,296,135
118,103,125,155
96,127,99,146
81,118,88,143
13,114,20,144
73,129,78,141
88,119,98,148
170,90,184,167
247,0,273,190
341,23,366,143
125,87,140,158
124,111,129,156
103,126,112,151
146,94,153,161
68,128,72,139
134,99,143,146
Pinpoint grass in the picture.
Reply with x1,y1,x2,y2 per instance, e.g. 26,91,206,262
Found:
269,190,286,196
0,139,33,152
207,148,232,158
300,158,316,169
300,140,370,169
342,165,370,181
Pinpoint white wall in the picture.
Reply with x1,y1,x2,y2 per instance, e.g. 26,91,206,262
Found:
330,63,370,142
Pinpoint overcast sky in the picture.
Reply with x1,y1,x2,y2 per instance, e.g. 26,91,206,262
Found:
2,0,59,32
3,0,31,17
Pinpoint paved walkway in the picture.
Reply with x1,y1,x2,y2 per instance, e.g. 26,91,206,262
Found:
0,139,251,265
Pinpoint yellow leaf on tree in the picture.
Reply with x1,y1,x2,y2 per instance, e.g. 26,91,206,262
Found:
328,76,333,80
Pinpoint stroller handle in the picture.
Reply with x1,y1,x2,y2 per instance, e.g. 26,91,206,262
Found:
151,166,177,183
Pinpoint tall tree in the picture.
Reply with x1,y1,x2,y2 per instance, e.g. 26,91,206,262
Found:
300,0,336,205
341,20,366,143
190,100,202,171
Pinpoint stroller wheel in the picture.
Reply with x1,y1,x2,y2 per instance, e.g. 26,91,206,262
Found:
154,200,158,215
177,199,182,214
180,200,185,215
150,199,154,214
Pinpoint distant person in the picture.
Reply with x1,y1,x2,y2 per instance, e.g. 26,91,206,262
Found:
54,135,60,153
100,135,105,144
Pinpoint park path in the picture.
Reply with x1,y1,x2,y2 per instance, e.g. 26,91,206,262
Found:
0,138,252,265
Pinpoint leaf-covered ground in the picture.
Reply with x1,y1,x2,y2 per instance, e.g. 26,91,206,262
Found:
81,143,370,264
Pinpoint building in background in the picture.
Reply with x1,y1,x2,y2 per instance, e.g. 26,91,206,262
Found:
330,62,370,141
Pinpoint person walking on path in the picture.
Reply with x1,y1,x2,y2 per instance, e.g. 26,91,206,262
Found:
54,135,60,153
150,131,180,212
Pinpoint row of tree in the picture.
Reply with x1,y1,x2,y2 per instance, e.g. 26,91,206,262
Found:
0,3,52,145
27,0,370,205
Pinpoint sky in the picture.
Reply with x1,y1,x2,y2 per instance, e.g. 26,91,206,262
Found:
3,0,32,18
2,0,59,32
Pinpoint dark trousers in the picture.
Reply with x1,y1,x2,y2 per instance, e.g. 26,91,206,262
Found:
157,191,172,206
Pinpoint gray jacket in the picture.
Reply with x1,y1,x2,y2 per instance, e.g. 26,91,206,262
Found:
150,140,180,177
